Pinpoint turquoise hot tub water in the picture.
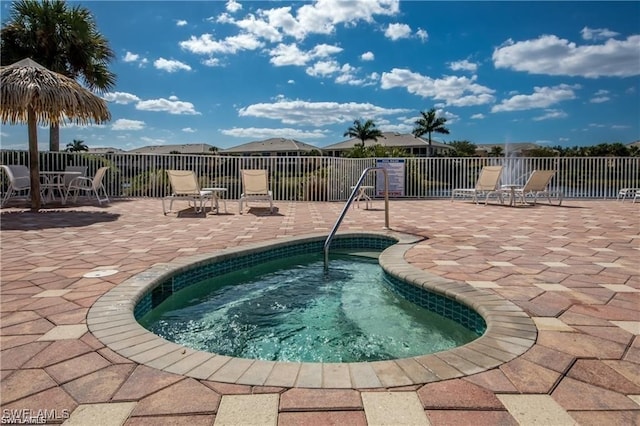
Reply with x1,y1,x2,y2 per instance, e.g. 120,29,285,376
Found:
136,237,486,363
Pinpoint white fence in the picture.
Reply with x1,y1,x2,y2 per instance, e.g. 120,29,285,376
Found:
1,151,639,201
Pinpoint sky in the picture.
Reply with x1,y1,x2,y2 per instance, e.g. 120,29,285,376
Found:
1,0,639,152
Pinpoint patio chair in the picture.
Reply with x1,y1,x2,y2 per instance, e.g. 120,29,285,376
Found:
1,164,31,207
617,188,639,202
239,169,274,214
65,166,110,204
451,165,504,205
513,170,562,205
162,169,214,215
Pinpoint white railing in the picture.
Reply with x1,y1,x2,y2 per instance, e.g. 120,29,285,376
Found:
1,151,639,201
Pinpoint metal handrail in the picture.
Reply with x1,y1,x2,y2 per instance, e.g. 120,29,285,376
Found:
323,166,390,271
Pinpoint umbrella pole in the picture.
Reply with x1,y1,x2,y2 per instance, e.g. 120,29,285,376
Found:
27,108,41,211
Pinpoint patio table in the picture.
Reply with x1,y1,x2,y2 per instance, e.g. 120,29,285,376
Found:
39,171,81,204
202,187,228,213
350,185,374,209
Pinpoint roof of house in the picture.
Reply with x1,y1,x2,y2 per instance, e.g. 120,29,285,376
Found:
322,132,451,151
220,138,321,154
127,143,217,154
86,147,126,154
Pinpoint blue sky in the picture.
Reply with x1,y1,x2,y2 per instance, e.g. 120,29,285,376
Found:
1,0,639,151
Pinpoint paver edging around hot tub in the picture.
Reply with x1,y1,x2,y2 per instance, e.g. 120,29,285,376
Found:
87,230,536,389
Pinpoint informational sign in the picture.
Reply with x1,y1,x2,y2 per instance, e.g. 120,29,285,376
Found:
376,158,405,197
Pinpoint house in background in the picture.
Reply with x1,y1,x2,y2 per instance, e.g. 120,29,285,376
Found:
220,138,321,156
127,143,218,154
322,132,453,157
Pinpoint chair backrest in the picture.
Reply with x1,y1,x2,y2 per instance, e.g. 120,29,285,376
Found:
522,170,556,192
91,167,109,190
241,169,270,195
475,166,503,191
1,165,30,190
64,166,87,187
166,170,200,195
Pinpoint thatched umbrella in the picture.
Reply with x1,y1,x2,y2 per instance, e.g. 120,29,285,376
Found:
0,58,111,210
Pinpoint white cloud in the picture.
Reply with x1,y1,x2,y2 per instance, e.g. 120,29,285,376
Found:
493,34,640,78
361,51,375,61
416,28,428,42
103,92,141,104
471,113,485,119
238,99,410,126
182,127,196,133
380,68,495,107
269,42,342,67
123,51,148,67
385,23,412,40
176,19,187,27
220,127,328,139
581,26,620,41
154,58,191,72
492,84,579,112
287,79,295,84
180,33,264,55
112,119,145,130
449,59,478,72
123,51,139,62
590,96,610,104
203,57,222,67
533,109,568,121
226,0,242,13
306,60,340,77
136,97,200,115
214,0,399,42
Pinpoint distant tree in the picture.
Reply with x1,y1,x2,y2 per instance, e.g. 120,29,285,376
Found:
412,108,450,157
448,140,477,157
344,144,410,158
488,146,504,157
65,139,88,152
1,0,116,151
524,147,560,157
586,142,630,157
169,150,181,155
343,119,384,147
208,146,219,154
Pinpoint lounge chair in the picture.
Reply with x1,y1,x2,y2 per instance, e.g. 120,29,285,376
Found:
65,166,110,204
451,165,504,205
1,164,31,207
162,169,214,215
239,169,274,214
513,170,562,205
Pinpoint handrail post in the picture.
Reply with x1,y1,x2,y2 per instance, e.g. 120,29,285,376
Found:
323,166,389,271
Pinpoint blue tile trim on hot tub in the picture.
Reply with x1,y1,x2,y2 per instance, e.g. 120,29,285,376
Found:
133,235,485,337
383,274,486,335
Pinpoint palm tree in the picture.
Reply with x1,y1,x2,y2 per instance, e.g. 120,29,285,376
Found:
344,119,384,147
65,139,88,152
1,0,116,152
412,108,450,157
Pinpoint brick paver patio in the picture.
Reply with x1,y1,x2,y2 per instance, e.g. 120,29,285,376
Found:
1,198,638,425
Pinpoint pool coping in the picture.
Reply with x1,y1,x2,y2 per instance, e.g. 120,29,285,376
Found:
87,230,536,389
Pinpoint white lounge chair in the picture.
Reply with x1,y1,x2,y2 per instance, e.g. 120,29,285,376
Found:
451,165,504,205
239,169,274,214
65,166,110,204
513,170,562,205
1,164,31,207
163,169,214,215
